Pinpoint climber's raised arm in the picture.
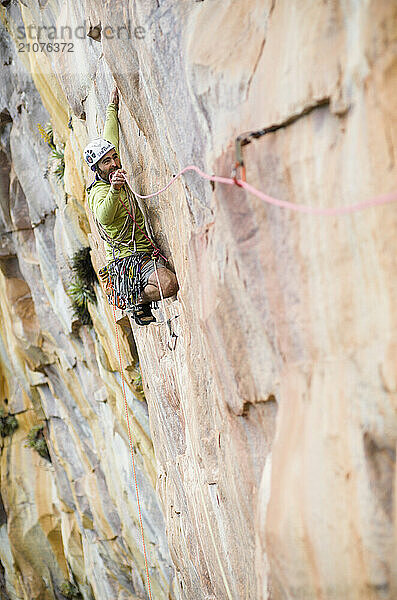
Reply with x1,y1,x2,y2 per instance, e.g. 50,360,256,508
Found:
83,86,120,182
84,87,125,224
103,87,119,153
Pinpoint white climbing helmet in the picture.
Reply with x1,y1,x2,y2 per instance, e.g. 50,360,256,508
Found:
83,138,115,169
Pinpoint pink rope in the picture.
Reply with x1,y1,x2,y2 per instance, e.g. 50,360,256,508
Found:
122,166,397,216
122,166,233,199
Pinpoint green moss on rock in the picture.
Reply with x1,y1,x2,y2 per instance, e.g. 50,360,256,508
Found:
60,581,82,599
25,425,51,461
0,408,18,438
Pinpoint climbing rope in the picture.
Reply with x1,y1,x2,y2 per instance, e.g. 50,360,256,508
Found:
152,257,178,350
122,166,397,215
129,259,234,598
103,261,176,598
109,293,153,600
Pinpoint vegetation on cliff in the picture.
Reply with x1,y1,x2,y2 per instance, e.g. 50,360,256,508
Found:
25,425,51,461
67,248,98,327
0,408,18,438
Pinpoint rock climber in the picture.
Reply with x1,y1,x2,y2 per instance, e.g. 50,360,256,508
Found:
84,87,178,325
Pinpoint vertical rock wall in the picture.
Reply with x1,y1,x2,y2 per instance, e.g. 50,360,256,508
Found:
0,1,396,599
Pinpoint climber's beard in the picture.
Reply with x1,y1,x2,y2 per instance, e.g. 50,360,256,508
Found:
97,163,122,183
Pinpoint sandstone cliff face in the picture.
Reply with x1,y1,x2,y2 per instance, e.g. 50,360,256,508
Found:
0,1,396,599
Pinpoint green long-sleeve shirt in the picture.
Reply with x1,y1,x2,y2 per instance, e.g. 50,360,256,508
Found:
86,103,153,261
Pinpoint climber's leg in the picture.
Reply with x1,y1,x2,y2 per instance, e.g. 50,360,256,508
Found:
136,254,178,303
142,267,178,302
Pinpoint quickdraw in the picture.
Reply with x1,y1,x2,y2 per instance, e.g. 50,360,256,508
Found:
98,254,152,310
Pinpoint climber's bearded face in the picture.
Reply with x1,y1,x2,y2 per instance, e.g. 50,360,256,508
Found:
96,149,121,182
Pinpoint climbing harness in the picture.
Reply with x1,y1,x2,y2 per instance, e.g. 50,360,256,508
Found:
98,254,152,311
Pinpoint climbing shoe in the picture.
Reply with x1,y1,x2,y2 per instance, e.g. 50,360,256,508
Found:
130,303,156,326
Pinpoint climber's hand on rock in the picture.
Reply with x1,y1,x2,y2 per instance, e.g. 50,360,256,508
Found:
110,169,126,190
110,86,119,107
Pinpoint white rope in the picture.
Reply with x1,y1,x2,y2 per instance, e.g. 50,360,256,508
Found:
150,260,233,597
153,257,175,347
